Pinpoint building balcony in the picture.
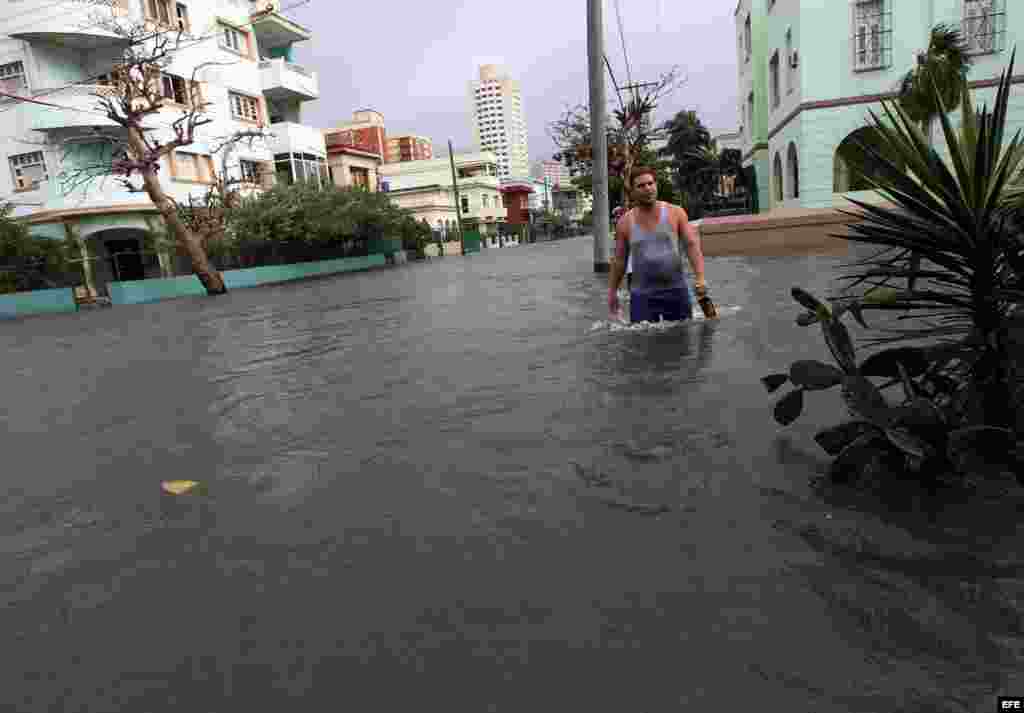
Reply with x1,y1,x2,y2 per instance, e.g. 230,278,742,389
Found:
259,59,319,102
26,84,122,131
4,0,131,50
250,7,312,51
266,122,326,158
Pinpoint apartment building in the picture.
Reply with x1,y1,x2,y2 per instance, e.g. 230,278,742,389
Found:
468,64,529,179
743,0,1022,210
0,0,322,290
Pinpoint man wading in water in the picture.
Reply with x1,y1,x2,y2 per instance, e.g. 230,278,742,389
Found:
608,167,711,322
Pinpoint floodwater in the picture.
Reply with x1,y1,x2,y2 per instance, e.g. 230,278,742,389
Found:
0,237,1020,712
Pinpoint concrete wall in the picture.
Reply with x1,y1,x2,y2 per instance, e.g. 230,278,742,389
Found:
698,207,854,257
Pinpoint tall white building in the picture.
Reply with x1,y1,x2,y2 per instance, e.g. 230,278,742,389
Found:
0,0,322,291
468,64,529,179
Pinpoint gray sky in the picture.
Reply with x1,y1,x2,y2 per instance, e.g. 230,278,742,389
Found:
290,0,740,165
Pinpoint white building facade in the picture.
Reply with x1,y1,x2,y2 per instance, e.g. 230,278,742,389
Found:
379,151,504,237
468,64,529,180
752,0,1023,210
0,0,322,289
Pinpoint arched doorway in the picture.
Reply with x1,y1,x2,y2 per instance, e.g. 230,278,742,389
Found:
773,152,784,203
87,228,154,291
787,143,800,199
833,127,900,192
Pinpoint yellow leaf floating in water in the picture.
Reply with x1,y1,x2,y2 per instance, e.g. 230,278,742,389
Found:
161,480,201,496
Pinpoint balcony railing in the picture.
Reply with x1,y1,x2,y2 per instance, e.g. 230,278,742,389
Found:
4,0,131,48
27,84,122,131
258,58,319,101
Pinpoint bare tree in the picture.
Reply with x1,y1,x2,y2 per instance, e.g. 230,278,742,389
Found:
70,16,259,294
547,66,684,209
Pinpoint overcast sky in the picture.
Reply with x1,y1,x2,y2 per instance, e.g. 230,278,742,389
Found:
289,0,740,165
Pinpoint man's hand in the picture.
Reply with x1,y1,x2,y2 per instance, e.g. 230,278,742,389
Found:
694,282,708,300
608,288,621,318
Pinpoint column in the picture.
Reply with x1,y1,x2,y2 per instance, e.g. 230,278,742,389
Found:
64,222,96,296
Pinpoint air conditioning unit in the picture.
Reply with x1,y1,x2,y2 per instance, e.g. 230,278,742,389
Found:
790,50,799,68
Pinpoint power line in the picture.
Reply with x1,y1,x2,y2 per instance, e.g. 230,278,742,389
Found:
603,53,625,113
612,0,633,100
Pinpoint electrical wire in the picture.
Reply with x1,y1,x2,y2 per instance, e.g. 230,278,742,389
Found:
613,0,633,100
603,53,625,113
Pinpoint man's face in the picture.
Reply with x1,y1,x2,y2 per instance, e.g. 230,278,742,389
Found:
632,174,657,205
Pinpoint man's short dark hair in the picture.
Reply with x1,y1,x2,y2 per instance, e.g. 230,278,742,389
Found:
629,166,657,188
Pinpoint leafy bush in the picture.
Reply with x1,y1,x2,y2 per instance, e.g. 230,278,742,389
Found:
227,183,423,258
763,53,1024,488
0,202,76,293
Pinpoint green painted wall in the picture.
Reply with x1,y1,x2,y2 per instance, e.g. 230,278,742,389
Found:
0,288,76,319
107,255,387,306
761,0,1024,208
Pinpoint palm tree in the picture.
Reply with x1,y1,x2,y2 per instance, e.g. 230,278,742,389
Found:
898,24,972,150
661,110,714,215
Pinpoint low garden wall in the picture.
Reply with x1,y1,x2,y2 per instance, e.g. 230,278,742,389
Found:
0,287,77,319
1,255,388,317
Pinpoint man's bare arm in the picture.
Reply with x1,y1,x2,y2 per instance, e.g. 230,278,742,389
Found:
677,208,706,288
608,217,629,294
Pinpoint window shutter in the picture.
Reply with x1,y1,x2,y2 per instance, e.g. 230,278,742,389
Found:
260,161,275,188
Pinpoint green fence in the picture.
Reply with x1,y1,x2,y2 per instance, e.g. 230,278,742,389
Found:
105,254,387,306
0,287,77,319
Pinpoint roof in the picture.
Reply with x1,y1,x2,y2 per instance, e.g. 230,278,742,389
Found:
326,143,382,160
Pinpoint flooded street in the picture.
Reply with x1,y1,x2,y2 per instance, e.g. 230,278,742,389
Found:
0,236,1020,712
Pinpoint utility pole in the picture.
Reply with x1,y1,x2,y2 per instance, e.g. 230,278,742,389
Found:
587,0,609,273
448,139,465,254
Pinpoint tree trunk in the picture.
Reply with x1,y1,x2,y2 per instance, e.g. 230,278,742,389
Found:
127,129,227,295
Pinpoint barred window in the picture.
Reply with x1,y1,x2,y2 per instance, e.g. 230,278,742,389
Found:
769,51,780,109
963,0,1005,55
9,151,47,190
239,159,261,184
229,92,260,123
0,60,26,94
851,0,891,72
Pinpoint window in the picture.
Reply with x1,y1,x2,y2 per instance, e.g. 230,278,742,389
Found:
744,14,752,62
852,0,891,71
220,23,248,56
461,195,470,213
239,159,260,184
963,0,1005,54
9,151,47,190
785,29,794,94
175,2,190,32
773,152,783,202
0,60,26,94
145,0,172,25
349,166,370,189
173,152,213,182
787,142,800,198
229,91,260,123
769,51,780,109
160,73,190,105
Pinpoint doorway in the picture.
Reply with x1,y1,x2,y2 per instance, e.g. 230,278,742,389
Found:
105,238,145,282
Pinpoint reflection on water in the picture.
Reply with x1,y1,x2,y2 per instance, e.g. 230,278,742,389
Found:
0,237,1019,711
